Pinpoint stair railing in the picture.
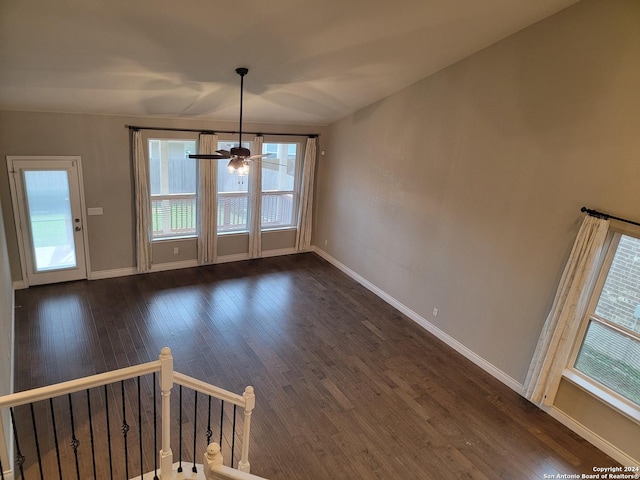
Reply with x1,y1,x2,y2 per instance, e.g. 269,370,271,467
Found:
0,347,255,480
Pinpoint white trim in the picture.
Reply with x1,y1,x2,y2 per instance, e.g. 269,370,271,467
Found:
214,253,250,264
0,468,14,480
12,280,26,290
312,247,524,394
544,405,640,467
89,267,137,280
150,259,199,273
86,249,306,280
259,247,297,258
562,369,640,424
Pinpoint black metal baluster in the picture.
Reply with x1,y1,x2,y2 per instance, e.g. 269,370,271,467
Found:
0,455,5,480
29,403,44,480
9,408,25,480
49,398,63,480
219,400,224,448
153,372,159,480
121,380,130,480
67,394,80,480
192,391,198,473
138,377,143,480
231,404,237,468
87,390,97,480
177,385,183,473
104,385,113,480
205,395,212,445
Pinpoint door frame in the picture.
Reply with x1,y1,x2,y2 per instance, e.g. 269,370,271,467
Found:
6,155,91,287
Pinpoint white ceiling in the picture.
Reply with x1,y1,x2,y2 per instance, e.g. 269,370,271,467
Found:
0,0,579,126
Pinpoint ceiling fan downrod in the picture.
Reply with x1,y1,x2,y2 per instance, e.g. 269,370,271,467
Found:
236,67,248,154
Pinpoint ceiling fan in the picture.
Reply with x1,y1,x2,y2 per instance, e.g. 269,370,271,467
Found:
189,67,268,175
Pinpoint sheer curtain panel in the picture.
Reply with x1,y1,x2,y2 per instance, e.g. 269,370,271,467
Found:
524,215,610,406
197,133,219,265
133,129,152,272
295,137,317,251
248,135,263,258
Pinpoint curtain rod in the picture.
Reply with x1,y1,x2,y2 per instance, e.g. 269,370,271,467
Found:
125,124,318,138
581,207,640,228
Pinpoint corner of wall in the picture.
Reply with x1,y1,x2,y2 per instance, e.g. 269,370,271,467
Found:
311,246,525,395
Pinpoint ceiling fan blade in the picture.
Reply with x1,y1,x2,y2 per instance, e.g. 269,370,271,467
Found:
188,154,226,159
262,160,287,168
246,153,271,160
215,150,231,158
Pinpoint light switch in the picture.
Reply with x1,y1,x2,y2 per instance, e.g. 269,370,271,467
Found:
87,207,104,216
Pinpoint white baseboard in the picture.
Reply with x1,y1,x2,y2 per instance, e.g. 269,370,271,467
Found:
150,259,199,273
545,406,639,467
259,247,298,258
312,247,524,394
87,249,304,279
89,266,137,280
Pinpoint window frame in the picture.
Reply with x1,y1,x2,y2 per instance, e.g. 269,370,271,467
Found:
564,228,640,422
216,137,252,235
260,138,303,232
147,135,198,241
214,136,304,235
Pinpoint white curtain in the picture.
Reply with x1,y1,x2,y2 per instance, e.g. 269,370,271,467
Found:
248,135,263,258
524,215,610,406
295,137,317,251
197,133,219,265
132,129,152,272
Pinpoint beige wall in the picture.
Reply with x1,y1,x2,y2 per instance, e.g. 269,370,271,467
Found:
0,111,324,280
314,0,639,460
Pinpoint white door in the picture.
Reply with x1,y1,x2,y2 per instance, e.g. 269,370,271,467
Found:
7,156,89,286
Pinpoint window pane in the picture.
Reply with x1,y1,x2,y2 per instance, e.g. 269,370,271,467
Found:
595,235,640,334
262,193,294,228
575,321,640,405
151,197,196,238
148,139,197,195
148,139,197,239
218,195,248,232
24,170,77,271
262,143,297,191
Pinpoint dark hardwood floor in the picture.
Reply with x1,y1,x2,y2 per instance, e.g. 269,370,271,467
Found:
13,252,618,479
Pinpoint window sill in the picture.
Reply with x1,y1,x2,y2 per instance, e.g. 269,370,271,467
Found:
262,226,297,233
152,236,196,242
562,369,640,424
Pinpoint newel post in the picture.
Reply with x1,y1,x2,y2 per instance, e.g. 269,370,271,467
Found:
237,386,255,473
159,347,174,478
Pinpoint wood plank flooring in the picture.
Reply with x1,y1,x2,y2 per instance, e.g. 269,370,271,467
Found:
13,252,619,479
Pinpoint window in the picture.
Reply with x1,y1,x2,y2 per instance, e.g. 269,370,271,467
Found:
215,139,301,233
570,233,640,409
148,139,197,239
261,142,299,229
217,140,251,233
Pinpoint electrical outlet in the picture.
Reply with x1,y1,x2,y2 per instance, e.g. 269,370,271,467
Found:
433,308,439,317
173,247,179,255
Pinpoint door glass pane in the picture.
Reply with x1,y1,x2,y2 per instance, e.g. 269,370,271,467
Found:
24,170,77,271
